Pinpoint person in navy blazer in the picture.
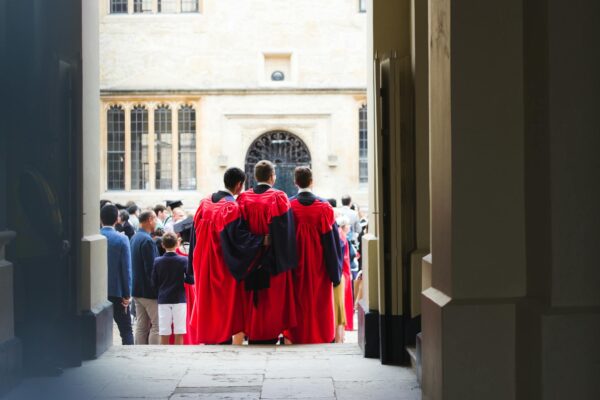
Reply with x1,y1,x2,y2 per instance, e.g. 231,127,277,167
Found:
130,210,160,344
100,204,134,345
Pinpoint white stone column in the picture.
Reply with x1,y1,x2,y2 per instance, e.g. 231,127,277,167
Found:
100,102,109,194
81,0,112,359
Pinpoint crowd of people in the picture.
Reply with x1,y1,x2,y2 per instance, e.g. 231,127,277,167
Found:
100,160,368,346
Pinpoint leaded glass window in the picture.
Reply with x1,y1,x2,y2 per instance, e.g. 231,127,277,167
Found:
134,0,153,13
359,105,368,183
157,0,178,13
131,106,149,190
155,105,172,189
181,0,199,13
178,105,196,190
359,0,367,13
110,0,128,14
107,105,125,190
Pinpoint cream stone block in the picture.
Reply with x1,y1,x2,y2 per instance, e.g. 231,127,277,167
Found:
410,249,429,318
421,288,516,400
80,235,108,312
361,233,379,312
421,253,432,292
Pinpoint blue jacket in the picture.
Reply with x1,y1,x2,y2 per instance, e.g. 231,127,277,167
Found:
100,226,132,298
151,252,194,304
130,230,159,299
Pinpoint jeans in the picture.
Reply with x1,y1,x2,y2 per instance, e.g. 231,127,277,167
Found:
108,296,134,345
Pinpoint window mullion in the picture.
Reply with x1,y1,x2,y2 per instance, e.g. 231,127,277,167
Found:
148,103,156,190
101,103,109,192
124,103,132,191
195,100,201,189
171,102,179,191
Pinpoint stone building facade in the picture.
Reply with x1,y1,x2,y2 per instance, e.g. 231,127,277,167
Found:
99,0,367,210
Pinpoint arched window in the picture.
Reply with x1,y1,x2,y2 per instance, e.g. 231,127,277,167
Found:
110,0,128,14
107,105,125,190
131,105,149,190
359,104,368,183
155,105,172,189
178,105,196,190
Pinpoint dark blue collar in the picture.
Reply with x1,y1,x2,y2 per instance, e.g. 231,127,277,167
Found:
163,251,177,257
212,191,235,203
296,191,317,206
254,184,272,194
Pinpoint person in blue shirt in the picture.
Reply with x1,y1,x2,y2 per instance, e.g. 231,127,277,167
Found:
152,232,194,345
130,210,159,345
100,204,134,345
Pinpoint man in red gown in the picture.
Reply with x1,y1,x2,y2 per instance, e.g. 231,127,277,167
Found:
285,167,343,344
236,160,298,344
187,167,267,344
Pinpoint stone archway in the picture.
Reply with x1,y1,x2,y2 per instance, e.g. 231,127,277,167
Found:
244,130,311,196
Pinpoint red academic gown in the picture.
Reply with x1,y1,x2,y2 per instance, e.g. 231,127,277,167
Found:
340,230,354,331
168,247,196,345
187,191,264,344
176,247,197,345
236,184,298,342
285,192,343,344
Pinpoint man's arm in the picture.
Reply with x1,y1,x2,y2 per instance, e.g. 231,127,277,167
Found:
120,238,132,299
142,239,157,281
268,193,297,274
220,216,264,281
321,222,343,286
151,259,159,290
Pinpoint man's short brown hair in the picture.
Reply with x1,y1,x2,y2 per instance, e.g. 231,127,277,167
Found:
254,160,275,182
294,166,312,189
161,232,178,249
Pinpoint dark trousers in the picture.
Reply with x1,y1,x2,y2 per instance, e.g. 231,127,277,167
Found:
248,338,279,345
108,297,134,345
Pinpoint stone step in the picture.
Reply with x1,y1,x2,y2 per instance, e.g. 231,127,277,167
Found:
406,345,418,375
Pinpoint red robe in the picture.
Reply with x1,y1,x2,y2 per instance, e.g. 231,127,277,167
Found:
176,247,197,345
285,192,343,344
187,191,264,344
340,230,354,331
236,184,298,341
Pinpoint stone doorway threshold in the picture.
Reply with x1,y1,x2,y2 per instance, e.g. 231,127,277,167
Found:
5,344,420,399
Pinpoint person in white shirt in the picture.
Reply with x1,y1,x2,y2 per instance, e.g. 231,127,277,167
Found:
340,195,361,244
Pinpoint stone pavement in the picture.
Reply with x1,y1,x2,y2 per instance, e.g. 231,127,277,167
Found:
5,344,421,399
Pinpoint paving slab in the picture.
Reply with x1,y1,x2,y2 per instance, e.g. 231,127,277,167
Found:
179,372,264,388
261,378,335,399
335,380,422,400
